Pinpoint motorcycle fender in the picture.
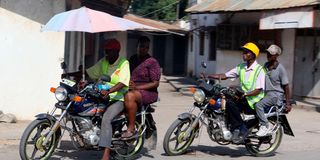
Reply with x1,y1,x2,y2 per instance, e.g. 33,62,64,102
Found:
279,115,294,137
35,113,62,138
35,113,57,124
177,113,196,122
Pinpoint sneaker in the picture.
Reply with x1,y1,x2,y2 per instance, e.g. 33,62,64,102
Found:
256,125,269,137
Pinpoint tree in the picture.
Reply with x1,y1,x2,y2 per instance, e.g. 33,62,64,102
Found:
130,0,188,21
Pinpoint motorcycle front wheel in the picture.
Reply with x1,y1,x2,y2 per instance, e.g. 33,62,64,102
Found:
245,121,283,157
19,119,59,160
163,119,197,156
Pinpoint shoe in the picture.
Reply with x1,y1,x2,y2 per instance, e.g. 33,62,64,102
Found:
121,130,138,140
231,129,243,144
232,126,248,144
231,129,240,140
256,125,269,137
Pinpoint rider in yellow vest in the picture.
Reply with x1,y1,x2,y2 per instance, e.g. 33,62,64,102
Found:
63,39,129,160
206,42,265,143
88,39,129,160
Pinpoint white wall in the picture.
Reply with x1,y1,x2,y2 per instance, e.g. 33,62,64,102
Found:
279,29,295,88
0,1,65,120
188,13,222,76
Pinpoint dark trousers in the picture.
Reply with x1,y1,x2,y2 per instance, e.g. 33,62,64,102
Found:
226,98,255,131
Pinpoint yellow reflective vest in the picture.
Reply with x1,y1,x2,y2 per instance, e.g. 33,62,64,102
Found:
237,63,265,109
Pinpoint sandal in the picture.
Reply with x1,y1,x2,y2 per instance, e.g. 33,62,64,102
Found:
121,130,138,140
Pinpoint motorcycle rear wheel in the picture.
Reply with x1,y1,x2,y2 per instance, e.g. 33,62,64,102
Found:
163,119,196,156
114,122,144,158
19,119,59,160
245,122,283,157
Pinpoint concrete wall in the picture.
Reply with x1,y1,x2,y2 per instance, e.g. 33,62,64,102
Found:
293,34,320,98
188,13,222,76
279,29,295,90
0,0,66,120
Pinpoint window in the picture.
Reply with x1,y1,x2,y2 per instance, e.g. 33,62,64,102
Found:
209,30,216,61
216,24,280,51
199,31,205,55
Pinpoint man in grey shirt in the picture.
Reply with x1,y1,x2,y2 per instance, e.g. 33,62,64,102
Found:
255,44,292,137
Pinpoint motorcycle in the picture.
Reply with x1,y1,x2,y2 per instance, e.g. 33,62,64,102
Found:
163,64,295,157
19,76,157,160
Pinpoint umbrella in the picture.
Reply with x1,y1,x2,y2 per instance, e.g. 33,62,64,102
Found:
41,6,162,33
42,6,166,79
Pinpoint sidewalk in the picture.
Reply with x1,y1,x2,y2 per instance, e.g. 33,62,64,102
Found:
163,75,320,113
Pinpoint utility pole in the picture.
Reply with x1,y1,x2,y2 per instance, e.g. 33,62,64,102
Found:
176,0,180,20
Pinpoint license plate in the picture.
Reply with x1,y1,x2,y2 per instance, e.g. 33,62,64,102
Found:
61,78,76,87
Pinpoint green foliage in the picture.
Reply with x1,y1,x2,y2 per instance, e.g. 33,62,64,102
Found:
130,0,187,21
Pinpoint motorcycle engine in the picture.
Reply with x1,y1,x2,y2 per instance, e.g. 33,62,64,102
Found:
219,121,232,140
209,116,232,143
74,117,101,146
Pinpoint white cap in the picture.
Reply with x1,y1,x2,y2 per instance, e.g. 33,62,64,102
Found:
266,44,282,55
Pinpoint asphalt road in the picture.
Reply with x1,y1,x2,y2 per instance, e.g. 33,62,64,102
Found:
1,80,320,160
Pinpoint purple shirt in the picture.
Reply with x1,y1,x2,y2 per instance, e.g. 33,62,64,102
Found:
129,54,161,104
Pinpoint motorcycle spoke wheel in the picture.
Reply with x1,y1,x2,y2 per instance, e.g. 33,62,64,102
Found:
163,119,196,156
245,121,283,157
114,122,144,158
19,120,58,160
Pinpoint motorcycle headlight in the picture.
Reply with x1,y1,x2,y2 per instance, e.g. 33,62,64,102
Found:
55,86,68,101
193,89,205,104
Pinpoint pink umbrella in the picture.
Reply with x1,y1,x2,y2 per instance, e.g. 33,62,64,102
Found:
42,6,165,79
41,6,162,33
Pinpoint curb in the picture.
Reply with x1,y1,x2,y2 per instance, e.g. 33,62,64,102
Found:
295,104,320,112
163,76,196,96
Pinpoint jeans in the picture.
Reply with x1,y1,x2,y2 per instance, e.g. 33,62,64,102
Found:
98,101,124,148
255,91,282,127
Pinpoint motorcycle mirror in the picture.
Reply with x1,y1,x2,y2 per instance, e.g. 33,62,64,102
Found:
201,61,207,68
60,62,67,70
100,75,111,82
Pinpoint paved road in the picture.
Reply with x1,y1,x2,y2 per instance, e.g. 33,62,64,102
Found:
1,79,320,160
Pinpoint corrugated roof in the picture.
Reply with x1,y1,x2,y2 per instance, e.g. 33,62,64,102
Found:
186,0,320,13
123,14,186,34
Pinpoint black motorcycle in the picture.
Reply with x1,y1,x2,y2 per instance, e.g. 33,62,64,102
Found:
19,76,157,160
163,70,295,157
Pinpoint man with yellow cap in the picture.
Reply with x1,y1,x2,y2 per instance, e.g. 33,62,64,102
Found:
206,42,265,143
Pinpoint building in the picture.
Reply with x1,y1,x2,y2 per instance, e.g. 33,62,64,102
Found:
0,0,131,120
186,0,320,98
0,0,187,119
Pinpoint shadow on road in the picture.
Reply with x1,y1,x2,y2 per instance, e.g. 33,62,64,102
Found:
160,145,277,158
51,140,154,160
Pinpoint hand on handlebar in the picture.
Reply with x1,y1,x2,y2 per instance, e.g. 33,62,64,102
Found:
100,90,110,100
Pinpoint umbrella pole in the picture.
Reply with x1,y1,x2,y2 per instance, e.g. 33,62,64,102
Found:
82,32,85,80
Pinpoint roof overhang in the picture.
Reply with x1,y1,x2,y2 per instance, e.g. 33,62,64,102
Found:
260,7,320,30
186,0,320,14
124,14,187,36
